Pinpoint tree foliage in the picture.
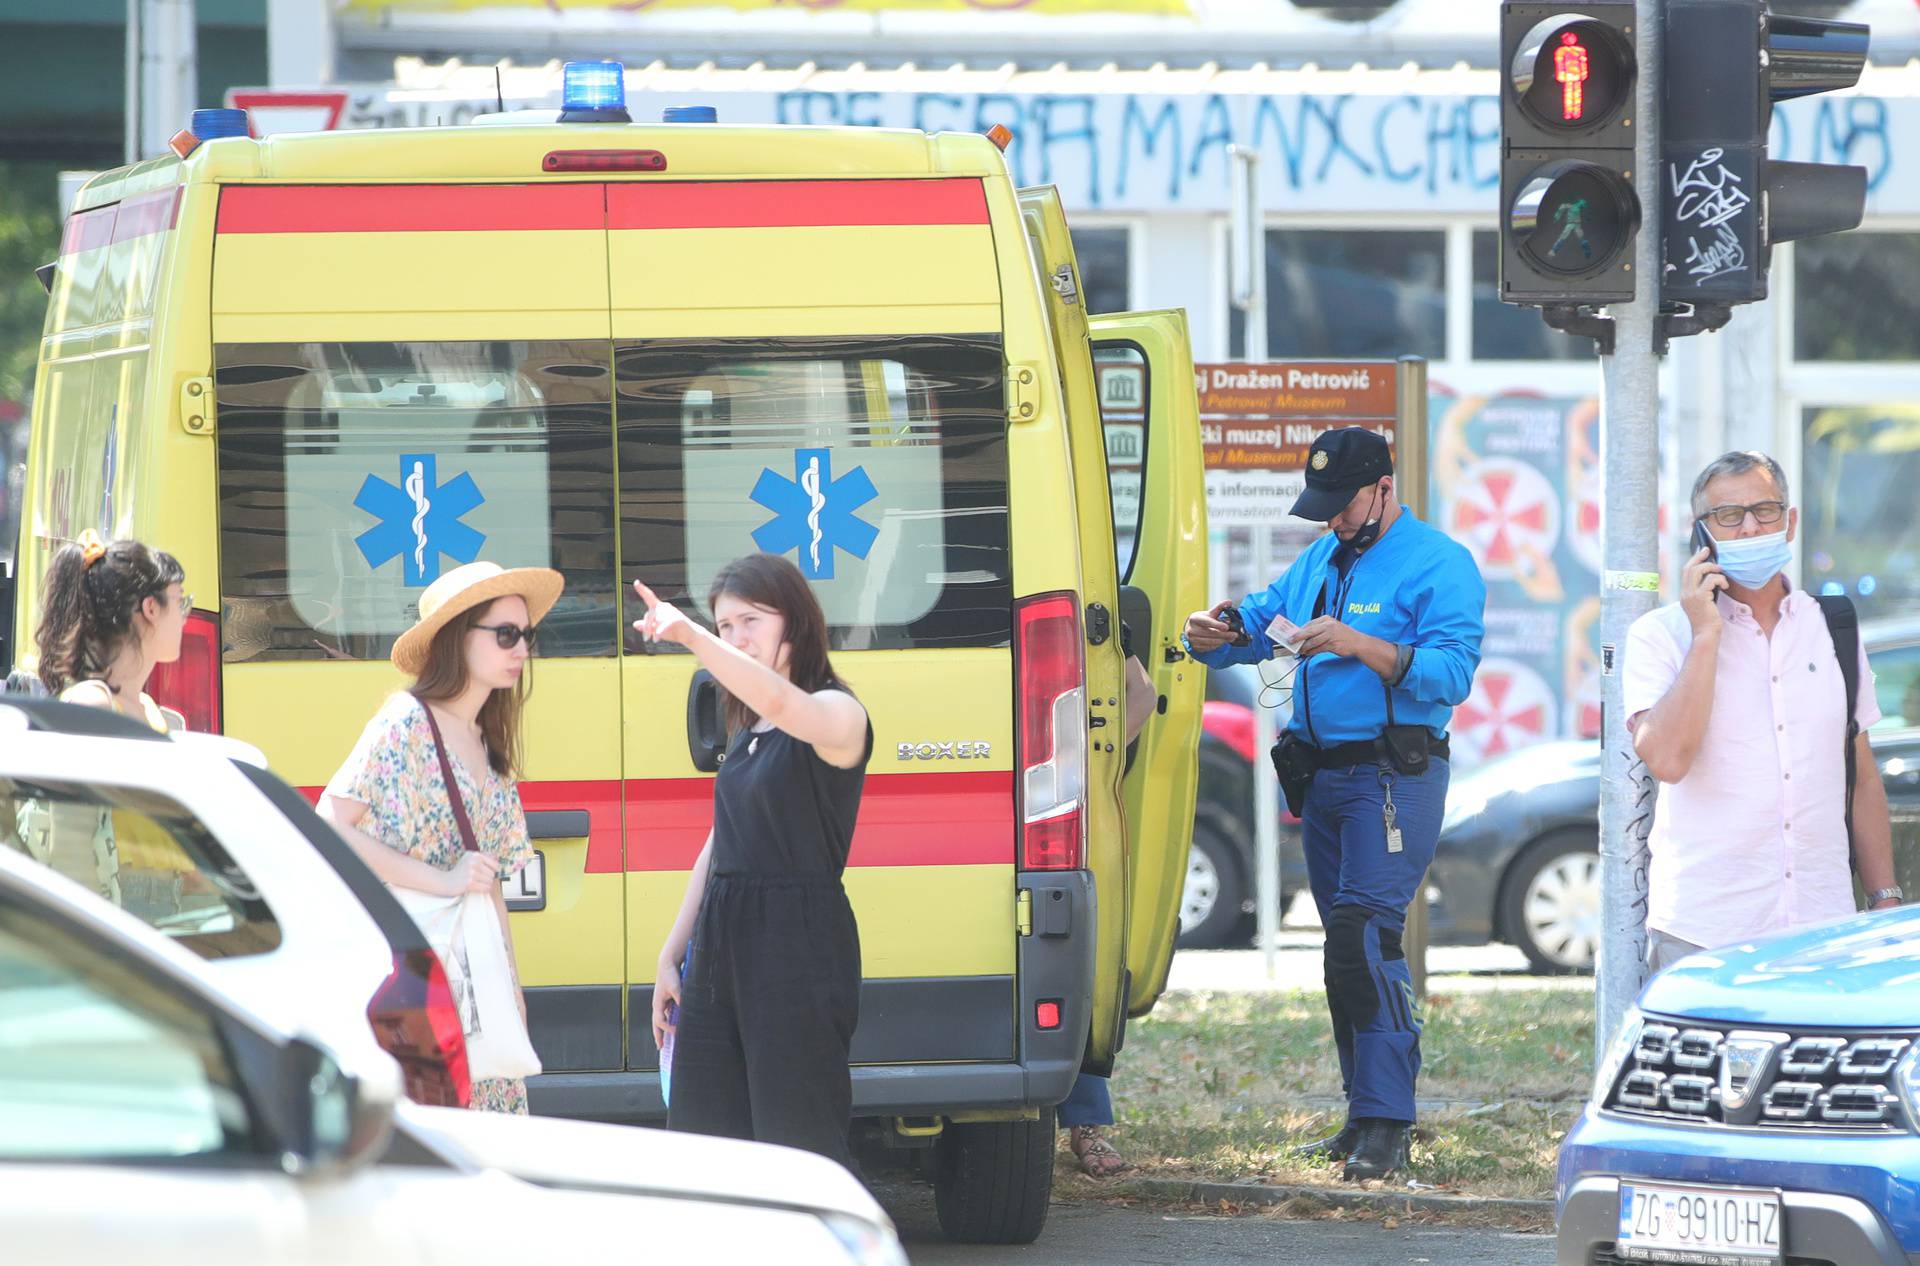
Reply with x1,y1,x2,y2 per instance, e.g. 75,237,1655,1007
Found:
0,161,62,411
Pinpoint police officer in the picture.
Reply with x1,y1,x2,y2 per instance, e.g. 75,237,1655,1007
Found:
1183,427,1485,1181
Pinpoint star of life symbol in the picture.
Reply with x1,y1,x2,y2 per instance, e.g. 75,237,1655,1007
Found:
749,448,879,581
354,453,486,587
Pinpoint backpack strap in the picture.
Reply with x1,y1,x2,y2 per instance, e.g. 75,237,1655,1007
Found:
1815,592,1861,865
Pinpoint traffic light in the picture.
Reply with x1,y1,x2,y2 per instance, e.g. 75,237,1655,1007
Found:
1661,1,1869,308
1500,3,1642,307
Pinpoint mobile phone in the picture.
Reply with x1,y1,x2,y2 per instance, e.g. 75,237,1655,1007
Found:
1689,518,1718,562
1220,605,1251,648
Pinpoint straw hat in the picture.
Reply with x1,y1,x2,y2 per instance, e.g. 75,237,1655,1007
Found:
391,561,564,676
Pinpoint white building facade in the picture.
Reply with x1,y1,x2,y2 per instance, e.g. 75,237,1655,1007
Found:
260,0,1920,757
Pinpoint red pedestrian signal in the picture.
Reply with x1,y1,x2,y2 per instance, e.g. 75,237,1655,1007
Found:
1557,33,1590,121
1508,11,1633,135
1500,3,1639,307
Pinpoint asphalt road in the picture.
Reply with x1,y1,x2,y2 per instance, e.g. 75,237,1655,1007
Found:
878,1187,1555,1265
874,922,1577,1264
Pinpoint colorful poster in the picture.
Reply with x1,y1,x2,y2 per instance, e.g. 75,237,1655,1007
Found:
1429,387,1604,767
1195,361,1399,527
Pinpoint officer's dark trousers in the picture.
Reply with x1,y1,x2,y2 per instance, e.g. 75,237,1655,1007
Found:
667,873,862,1171
1300,758,1448,1124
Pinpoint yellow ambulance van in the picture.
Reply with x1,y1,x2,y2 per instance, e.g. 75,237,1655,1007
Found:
5,68,1206,1242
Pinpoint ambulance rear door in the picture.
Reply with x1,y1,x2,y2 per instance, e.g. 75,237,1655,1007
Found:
1016,185,1130,1069
1089,311,1207,1015
607,175,1018,1086
208,178,628,1075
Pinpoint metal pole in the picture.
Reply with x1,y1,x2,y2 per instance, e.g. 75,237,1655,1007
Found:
124,0,140,165
1231,143,1283,977
1595,0,1663,1062
142,0,197,159
1395,357,1431,1001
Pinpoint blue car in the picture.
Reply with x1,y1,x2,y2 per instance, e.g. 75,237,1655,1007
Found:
1558,907,1920,1266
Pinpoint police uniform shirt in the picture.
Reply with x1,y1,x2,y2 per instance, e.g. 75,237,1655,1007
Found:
1188,511,1486,746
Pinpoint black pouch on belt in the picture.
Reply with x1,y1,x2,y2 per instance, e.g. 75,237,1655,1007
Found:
1381,724,1430,777
1270,732,1315,818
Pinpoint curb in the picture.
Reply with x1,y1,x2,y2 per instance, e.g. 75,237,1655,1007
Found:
1116,1176,1555,1220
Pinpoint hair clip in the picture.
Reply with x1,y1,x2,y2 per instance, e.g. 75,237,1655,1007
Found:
77,529,107,570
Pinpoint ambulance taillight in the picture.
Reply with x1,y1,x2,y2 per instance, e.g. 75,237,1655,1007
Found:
147,610,222,734
1013,591,1087,870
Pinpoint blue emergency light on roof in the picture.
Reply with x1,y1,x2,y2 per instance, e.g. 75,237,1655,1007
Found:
190,108,250,140
560,60,632,123
662,106,718,123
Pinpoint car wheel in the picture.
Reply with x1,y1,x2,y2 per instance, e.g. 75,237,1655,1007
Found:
932,1108,1055,1243
1177,822,1246,950
1500,831,1601,975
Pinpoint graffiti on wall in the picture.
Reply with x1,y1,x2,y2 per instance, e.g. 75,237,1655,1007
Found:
238,85,1905,216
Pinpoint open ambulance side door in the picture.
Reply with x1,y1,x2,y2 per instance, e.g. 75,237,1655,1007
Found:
1016,185,1131,1071
1088,312,1207,1016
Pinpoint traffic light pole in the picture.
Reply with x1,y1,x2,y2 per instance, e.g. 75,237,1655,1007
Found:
1594,0,1663,1064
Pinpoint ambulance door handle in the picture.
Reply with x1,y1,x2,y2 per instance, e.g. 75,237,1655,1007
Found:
525,810,590,839
686,670,727,773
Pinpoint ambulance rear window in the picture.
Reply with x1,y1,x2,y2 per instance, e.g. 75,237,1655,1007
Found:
213,341,618,662
617,335,1010,650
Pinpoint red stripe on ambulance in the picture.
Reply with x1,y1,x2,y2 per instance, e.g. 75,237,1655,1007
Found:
61,206,119,255
616,770,1014,872
605,179,989,229
215,184,607,234
298,770,1012,873
110,188,184,244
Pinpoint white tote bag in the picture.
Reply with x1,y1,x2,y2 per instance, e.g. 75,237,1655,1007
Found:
390,886,543,1083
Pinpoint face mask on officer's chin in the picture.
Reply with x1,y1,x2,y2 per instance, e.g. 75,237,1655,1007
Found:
1339,482,1387,552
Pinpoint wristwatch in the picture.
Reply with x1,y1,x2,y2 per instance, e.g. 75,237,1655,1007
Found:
1869,886,1905,905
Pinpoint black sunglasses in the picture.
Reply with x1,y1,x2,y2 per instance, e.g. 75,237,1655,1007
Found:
474,622,538,651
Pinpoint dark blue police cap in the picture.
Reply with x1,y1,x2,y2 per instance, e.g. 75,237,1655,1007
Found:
1290,427,1394,522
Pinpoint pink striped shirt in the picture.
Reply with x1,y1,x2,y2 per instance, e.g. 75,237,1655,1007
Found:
1623,588,1879,949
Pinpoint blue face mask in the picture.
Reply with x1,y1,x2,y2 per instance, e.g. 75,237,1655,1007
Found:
1713,528,1793,588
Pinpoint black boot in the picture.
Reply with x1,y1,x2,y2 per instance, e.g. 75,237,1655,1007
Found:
1341,1119,1411,1182
1290,1119,1360,1162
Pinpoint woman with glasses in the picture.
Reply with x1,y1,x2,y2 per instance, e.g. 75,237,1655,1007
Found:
320,561,561,1113
33,528,190,732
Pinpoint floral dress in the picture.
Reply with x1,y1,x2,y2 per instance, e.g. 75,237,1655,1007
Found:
326,692,537,1114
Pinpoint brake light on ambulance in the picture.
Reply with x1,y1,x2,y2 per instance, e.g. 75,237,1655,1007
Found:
146,610,222,734
1014,591,1087,870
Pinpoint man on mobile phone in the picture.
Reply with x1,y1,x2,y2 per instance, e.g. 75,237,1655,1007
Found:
1181,427,1486,1182
1626,451,1900,973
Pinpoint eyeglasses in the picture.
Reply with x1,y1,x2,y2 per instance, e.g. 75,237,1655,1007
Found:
475,623,538,652
1698,500,1787,529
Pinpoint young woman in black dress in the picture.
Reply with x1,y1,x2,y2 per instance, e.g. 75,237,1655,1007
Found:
636,553,871,1170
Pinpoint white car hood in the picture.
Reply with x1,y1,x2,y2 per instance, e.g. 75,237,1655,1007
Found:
395,1102,887,1225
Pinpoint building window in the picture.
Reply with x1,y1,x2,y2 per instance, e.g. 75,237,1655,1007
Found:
1230,229,1445,360
1471,230,1591,362
1795,233,1920,362
1071,227,1132,316
1802,402,1920,622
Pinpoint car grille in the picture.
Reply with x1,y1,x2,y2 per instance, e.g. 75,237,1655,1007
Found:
1602,1017,1918,1133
